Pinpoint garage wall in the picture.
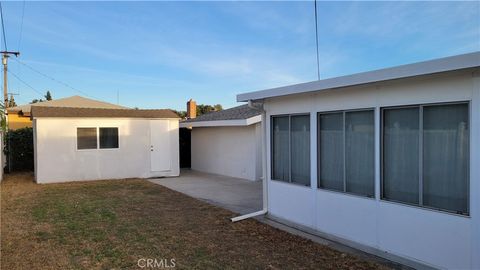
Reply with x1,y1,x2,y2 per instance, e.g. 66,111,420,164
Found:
191,124,261,181
34,118,179,183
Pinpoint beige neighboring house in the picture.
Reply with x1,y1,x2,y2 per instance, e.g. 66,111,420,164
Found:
7,95,127,130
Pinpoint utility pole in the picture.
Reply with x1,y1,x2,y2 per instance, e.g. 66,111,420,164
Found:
1,51,19,109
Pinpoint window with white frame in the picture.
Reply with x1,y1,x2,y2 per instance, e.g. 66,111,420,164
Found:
382,102,469,215
99,128,119,149
318,109,375,197
271,114,310,186
77,127,119,150
77,128,97,150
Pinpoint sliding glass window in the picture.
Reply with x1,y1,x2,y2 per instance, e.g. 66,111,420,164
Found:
382,103,469,215
383,108,420,204
318,110,374,197
271,114,310,186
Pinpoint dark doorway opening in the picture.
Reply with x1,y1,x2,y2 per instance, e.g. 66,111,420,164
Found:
179,128,191,168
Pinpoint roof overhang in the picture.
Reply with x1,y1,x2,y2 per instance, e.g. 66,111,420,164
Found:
180,115,261,128
237,52,480,102
31,106,180,119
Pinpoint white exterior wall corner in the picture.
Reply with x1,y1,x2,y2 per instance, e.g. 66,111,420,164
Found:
264,71,478,269
254,123,263,180
0,132,3,182
190,124,261,181
33,119,38,181
471,72,480,270
34,118,179,183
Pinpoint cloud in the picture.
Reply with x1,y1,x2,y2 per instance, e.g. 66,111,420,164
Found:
7,1,478,110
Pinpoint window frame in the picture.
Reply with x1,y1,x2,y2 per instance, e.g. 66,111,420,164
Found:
317,108,376,198
76,127,120,151
380,101,470,216
76,127,98,151
270,113,311,187
99,127,120,150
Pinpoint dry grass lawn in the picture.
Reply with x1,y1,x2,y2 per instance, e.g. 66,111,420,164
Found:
1,173,391,269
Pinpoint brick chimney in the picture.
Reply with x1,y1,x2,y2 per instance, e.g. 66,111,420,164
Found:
187,99,196,119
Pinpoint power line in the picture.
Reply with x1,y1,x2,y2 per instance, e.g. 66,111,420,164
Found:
0,1,7,51
7,69,45,97
17,0,25,51
314,0,320,80
12,58,96,98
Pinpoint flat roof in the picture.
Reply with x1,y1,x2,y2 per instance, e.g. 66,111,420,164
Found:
31,106,179,119
237,52,480,102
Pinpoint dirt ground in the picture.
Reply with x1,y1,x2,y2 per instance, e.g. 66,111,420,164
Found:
1,173,392,269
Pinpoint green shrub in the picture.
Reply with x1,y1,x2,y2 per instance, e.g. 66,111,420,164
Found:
4,127,34,172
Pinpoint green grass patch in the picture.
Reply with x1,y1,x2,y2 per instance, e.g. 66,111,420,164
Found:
2,176,392,270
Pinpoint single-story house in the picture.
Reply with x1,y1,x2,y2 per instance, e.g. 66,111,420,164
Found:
180,104,262,181
31,106,180,183
7,104,34,130
7,95,128,130
237,52,480,269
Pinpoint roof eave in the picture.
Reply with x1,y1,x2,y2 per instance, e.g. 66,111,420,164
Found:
180,115,261,128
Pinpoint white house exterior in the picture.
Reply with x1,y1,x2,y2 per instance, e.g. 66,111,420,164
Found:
237,52,480,269
0,131,3,182
180,105,262,181
32,106,180,183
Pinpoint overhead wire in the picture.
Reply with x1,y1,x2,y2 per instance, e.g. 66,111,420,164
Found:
0,1,8,51
8,69,46,97
12,58,97,99
314,0,320,80
1,1,94,102
17,0,25,51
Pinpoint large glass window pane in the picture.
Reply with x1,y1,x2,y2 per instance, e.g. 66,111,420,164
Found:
383,108,419,204
291,115,310,186
77,128,97,150
319,113,344,191
345,111,374,197
100,127,119,149
423,104,469,214
272,116,290,181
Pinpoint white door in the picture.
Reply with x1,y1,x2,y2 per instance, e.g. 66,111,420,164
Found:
150,120,171,172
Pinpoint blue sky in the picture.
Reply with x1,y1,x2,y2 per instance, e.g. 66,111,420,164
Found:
1,1,479,110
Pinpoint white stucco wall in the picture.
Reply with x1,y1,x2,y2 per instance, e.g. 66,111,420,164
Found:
0,132,3,182
34,118,179,183
191,124,261,181
264,70,480,269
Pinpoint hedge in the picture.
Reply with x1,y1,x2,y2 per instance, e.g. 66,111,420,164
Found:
4,127,34,172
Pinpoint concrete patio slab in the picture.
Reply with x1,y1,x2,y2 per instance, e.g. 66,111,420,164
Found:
150,169,410,269
149,169,262,215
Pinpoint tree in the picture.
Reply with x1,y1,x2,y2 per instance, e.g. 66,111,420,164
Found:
31,90,53,104
213,104,222,111
172,110,187,119
44,91,52,101
0,101,6,133
8,94,17,107
30,99,43,104
196,104,222,116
